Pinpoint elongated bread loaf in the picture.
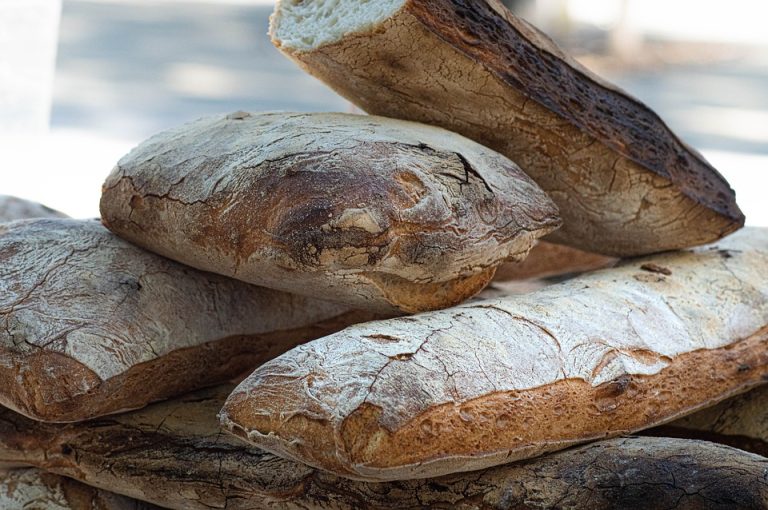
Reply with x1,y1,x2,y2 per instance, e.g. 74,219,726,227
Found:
0,218,363,422
1,386,766,510
221,227,768,481
0,195,66,221
650,384,768,458
494,241,616,281
270,0,744,256
0,469,159,510
100,111,561,314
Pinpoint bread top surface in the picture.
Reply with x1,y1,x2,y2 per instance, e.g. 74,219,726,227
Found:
101,111,560,313
222,228,768,478
270,1,743,256
0,218,349,384
0,195,66,222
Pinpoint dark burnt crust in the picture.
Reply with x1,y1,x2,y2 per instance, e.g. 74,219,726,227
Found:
407,0,744,223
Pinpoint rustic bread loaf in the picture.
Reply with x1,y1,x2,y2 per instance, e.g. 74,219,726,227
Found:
649,384,768,458
270,0,744,256
494,241,616,281
1,386,766,510
0,218,363,422
221,227,768,481
0,469,159,510
100,111,561,314
0,195,66,221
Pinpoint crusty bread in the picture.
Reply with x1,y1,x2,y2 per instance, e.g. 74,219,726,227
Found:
100,111,561,314
649,384,768,458
0,469,159,510
270,0,744,256
0,195,66,221
494,241,616,281
0,218,365,422
1,386,766,509
221,227,768,481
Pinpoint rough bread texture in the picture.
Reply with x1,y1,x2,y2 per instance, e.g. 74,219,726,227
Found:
1,387,766,509
494,240,616,281
270,0,744,256
0,195,66,221
0,469,159,510
0,218,362,422
221,227,768,481
100,111,561,314
649,384,768,458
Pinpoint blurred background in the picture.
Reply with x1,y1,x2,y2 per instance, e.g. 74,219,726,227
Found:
1,0,766,224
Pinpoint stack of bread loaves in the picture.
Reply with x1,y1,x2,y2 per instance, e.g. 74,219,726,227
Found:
1,1,767,508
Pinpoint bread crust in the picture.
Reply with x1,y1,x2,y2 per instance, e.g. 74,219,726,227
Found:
493,241,616,281
100,111,561,314
1,387,767,509
0,195,66,222
221,228,768,480
0,218,362,422
649,384,768,458
0,469,159,510
271,0,744,256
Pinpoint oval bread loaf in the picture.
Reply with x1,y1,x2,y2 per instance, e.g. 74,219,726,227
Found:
221,227,768,481
100,111,561,314
0,469,160,510
2,386,767,510
0,218,363,422
270,0,744,256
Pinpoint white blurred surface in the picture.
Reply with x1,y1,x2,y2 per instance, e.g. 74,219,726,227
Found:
0,0,61,134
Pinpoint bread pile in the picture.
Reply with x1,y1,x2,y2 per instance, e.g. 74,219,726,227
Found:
0,1,766,508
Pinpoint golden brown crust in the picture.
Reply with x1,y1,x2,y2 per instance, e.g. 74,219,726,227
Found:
272,0,744,256
221,228,768,480
0,311,373,423
0,219,360,422
2,387,767,509
223,327,768,479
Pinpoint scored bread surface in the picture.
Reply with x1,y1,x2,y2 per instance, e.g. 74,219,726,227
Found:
221,228,768,481
100,111,561,314
0,218,356,422
270,0,744,256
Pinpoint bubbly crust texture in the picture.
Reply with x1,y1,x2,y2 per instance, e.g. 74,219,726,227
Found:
1,387,767,509
0,218,355,422
100,111,561,314
270,0,744,256
0,469,158,510
0,195,67,222
493,240,616,281
222,227,768,481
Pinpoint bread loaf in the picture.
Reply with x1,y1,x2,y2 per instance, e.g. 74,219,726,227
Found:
0,218,362,422
0,195,66,221
221,227,768,481
100,111,561,314
1,386,766,510
0,469,159,510
270,0,744,256
494,241,616,281
649,384,768,458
